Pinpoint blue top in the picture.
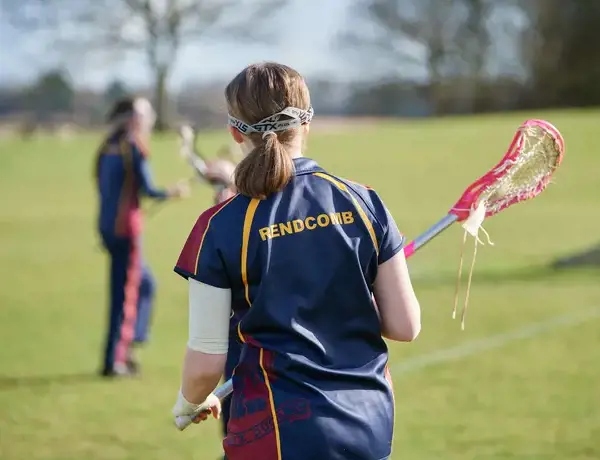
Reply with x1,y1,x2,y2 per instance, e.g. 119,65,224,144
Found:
175,157,405,460
95,130,167,237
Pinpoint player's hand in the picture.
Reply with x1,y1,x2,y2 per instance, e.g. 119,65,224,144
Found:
172,391,221,428
191,393,222,424
168,180,190,199
204,158,236,186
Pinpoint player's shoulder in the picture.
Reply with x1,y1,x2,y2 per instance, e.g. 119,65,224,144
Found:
99,131,124,155
121,133,150,158
310,170,373,191
176,195,243,273
340,177,374,191
339,177,376,195
323,173,391,227
196,193,248,229
326,173,381,203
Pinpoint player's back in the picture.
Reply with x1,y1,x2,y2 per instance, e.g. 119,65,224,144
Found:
241,170,386,374
212,158,398,460
95,131,140,237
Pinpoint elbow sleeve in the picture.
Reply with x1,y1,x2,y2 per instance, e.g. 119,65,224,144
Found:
187,279,231,354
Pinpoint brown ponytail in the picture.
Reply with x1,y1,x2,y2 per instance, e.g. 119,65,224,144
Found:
234,133,295,199
225,62,312,199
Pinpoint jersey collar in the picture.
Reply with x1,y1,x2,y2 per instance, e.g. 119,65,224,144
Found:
294,157,324,176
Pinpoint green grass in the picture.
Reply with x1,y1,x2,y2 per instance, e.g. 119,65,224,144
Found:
1,109,599,460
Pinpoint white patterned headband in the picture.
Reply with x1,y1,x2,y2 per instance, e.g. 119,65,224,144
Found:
228,106,314,135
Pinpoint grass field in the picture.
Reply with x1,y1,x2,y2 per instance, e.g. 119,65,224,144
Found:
1,110,599,460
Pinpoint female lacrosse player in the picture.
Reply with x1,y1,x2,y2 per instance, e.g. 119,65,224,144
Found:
171,62,421,460
95,97,188,377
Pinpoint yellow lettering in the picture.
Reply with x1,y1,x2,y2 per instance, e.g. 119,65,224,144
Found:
259,227,271,241
279,221,293,236
260,212,357,242
317,214,330,227
270,224,280,238
292,219,305,233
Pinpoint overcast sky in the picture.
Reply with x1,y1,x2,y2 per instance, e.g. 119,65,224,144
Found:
0,0,355,89
0,0,526,90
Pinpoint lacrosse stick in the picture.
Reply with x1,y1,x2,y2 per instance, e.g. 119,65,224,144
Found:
147,125,229,216
179,125,231,195
174,118,565,431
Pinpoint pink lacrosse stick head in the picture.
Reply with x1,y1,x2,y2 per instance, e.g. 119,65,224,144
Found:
450,119,565,222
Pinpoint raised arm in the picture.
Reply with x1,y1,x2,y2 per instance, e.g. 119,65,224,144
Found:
131,144,170,199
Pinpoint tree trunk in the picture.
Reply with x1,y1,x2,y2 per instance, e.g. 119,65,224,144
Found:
153,66,169,132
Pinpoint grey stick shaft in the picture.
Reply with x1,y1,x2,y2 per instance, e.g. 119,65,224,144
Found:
406,213,458,255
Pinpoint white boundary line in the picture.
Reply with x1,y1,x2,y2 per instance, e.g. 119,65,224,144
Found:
390,307,600,377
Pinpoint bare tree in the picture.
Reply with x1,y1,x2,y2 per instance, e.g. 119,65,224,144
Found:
338,0,505,113
517,0,600,108
4,0,287,130
452,0,494,112
458,0,493,77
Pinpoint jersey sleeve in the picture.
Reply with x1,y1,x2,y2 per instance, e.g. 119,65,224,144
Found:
131,143,169,199
174,212,230,289
371,193,405,265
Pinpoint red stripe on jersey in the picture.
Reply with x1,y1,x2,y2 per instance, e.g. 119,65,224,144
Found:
176,196,236,275
114,140,136,236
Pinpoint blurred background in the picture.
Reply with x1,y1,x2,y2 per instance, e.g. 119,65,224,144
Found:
1,1,599,460
2,0,600,132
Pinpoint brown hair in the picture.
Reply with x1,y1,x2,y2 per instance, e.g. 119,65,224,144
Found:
225,62,311,199
106,97,135,123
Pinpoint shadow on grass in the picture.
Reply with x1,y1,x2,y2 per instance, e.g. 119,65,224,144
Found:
412,263,599,287
551,243,600,269
0,373,101,391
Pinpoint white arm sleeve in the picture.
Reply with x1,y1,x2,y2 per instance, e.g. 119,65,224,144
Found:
187,278,232,354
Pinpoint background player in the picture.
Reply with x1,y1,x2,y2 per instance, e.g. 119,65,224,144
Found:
95,97,188,377
171,62,421,459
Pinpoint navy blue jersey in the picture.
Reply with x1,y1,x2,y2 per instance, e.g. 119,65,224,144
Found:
175,158,404,460
95,130,167,237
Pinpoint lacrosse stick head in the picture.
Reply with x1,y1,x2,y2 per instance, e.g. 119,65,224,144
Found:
178,124,208,176
447,120,564,330
450,119,565,222
177,124,231,197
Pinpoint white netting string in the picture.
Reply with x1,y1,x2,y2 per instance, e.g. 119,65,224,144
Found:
453,203,495,330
